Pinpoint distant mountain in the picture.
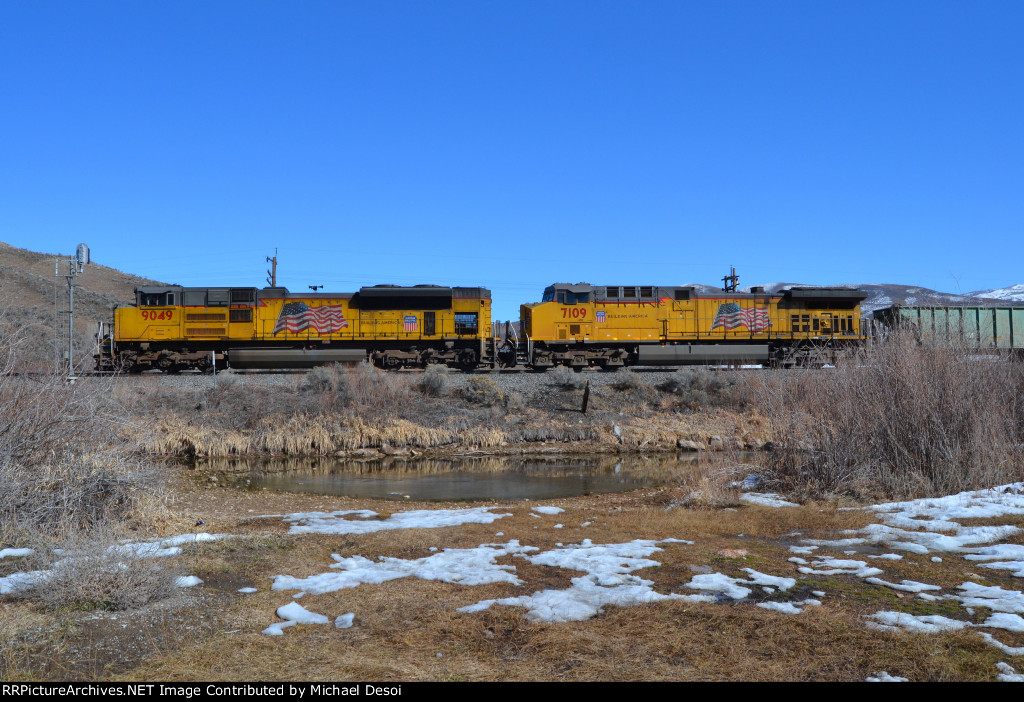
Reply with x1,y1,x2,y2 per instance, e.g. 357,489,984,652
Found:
722,281,1017,316
966,284,1024,303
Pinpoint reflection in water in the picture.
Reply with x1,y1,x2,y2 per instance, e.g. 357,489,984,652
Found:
201,453,761,502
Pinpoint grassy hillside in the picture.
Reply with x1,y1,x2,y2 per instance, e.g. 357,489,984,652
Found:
0,241,164,370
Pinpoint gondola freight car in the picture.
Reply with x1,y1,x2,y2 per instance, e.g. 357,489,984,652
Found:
873,305,1024,355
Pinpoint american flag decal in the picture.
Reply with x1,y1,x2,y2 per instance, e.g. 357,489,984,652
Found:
711,303,771,332
403,315,418,333
273,302,349,334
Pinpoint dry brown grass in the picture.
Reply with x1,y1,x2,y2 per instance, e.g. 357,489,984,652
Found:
87,483,1017,682
0,323,172,544
3,457,1018,682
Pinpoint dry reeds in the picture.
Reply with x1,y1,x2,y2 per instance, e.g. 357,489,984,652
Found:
754,330,1024,499
0,319,169,544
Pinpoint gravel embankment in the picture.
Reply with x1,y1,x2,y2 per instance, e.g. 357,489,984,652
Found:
90,367,707,400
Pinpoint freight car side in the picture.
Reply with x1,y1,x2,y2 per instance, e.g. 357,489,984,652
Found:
873,305,1024,353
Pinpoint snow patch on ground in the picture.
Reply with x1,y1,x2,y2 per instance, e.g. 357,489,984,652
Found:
531,506,564,515
756,599,821,615
262,602,332,636
272,541,536,595
682,569,813,612
997,662,1024,682
797,557,884,578
740,493,800,508
269,507,513,535
110,533,231,559
0,548,33,559
458,539,706,623
865,612,970,634
864,578,942,593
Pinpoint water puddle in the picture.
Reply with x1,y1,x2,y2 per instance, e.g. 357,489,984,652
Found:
199,453,762,502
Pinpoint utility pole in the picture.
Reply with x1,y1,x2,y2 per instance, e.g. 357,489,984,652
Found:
722,266,739,293
55,244,89,379
266,249,278,287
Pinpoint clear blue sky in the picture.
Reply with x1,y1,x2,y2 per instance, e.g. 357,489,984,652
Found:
2,1,1022,319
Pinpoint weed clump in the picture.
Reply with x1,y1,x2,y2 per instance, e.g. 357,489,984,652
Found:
301,362,412,415
420,364,450,397
610,369,649,392
549,366,585,390
462,376,505,407
24,534,182,612
660,368,733,409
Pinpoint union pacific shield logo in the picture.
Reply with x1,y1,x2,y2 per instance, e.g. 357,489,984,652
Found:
403,315,418,332
273,302,349,334
711,303,770,332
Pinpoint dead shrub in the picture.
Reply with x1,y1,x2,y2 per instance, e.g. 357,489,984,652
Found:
503,390,525,413
462,376,505,406
24,533,181,612
754,330,1024,499
610,369,649,392
0,454,165,544
302,362,413,415
420,364,450,397
666,463,745,510
0,318,169,543
549,366,585,390
660,368,734,410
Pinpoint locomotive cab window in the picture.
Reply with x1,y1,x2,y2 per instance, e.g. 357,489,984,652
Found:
606,287,619,299
455,313,478,336
139,292,174,306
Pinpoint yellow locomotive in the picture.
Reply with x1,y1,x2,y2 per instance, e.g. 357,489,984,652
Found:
517,282,867,369
96,284,494,372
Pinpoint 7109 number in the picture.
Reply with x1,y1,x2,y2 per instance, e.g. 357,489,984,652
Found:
141,310,174,321
560,308,587,319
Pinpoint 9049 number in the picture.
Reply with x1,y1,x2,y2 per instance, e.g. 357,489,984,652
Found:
141,310,174,321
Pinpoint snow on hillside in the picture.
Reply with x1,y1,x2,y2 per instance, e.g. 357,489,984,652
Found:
730,282,1022,316
967,285,1024,303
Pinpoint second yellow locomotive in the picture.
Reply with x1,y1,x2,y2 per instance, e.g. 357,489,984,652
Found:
517,282,867,368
